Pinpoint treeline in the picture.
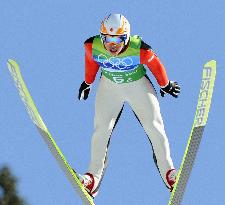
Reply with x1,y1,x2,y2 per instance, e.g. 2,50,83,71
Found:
0,166,25,205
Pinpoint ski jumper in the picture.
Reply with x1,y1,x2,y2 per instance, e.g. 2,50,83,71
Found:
83,35,175,191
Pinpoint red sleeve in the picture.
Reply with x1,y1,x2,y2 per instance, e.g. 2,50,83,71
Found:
140,48,169,87
84,42,100,84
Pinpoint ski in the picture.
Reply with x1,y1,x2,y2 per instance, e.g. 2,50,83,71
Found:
7,59,95,205
168,60,216,205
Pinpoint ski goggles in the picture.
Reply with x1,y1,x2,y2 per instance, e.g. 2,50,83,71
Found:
101,34,127,44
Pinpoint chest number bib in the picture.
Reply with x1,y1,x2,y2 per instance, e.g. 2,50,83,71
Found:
102,65,146,84
92,35,146,84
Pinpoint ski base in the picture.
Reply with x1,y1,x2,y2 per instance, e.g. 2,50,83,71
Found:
168,60,216,205
7,59,95,205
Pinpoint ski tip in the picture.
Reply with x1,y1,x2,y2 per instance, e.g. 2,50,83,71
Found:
7,59,18,68
204,60,216,68
7,59,15,64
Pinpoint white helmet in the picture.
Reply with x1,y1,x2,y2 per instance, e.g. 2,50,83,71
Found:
100,14,130,45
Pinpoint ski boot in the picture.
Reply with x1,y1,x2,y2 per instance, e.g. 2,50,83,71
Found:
80,173,99,198
166,169,177,192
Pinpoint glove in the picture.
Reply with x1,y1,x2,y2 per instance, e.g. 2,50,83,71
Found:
160,81,180,98
78,81,91,100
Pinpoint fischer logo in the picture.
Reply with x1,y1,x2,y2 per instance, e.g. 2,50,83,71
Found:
9,64,42,128
98,54,134,70
195,66,212,126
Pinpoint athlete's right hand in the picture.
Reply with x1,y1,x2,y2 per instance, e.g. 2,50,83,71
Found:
78,81,91,100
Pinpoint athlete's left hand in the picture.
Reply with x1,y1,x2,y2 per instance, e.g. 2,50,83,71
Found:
160,81,180,98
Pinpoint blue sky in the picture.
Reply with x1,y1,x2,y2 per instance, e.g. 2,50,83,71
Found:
0,1,225,205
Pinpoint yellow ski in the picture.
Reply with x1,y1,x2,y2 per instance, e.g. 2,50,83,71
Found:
7,59,95,205
168,60,216,205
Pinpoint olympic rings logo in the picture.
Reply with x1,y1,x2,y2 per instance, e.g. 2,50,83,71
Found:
97,54,134,70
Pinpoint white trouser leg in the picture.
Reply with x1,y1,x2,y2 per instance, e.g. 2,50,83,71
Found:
88,77,124,185
125,77,175,188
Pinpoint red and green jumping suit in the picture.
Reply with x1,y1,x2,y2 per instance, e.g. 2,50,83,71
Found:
82,35,175,192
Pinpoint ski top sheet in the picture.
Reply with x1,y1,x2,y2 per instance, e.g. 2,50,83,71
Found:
7,59,95,205
168,60,216,205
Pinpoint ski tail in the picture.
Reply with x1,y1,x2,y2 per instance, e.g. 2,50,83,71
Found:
168,60,216,205
7,59,95,205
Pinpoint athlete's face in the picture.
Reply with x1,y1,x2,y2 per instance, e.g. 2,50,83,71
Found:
103,35,125,56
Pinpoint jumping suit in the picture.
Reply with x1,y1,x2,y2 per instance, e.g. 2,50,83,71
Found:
83,35,175,191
